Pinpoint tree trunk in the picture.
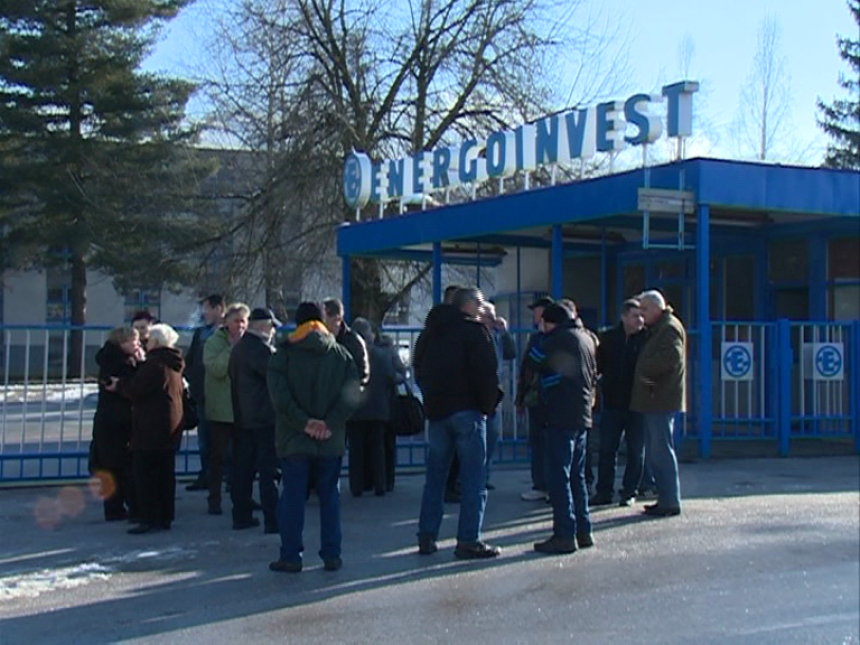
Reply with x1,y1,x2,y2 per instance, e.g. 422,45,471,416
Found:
68,242,88,378
349,257,385,326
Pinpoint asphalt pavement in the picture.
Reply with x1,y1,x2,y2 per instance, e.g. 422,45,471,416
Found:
0,456,858,644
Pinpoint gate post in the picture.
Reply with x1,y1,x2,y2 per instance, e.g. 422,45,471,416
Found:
852,320,860,454
776,319,792,456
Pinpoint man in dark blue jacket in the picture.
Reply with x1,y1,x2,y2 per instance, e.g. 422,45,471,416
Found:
413,288,501,560
528,303,598,555
591,298,646,507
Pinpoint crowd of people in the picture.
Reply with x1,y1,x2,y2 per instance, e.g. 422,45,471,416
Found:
88,285,687,569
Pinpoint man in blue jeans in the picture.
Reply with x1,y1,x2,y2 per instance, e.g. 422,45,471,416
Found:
266,302,360,573
413,288,501,559
527,303,598,555
630,290,686,517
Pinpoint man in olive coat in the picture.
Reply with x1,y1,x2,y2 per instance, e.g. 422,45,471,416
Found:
630,290,686,517
267,302,361,573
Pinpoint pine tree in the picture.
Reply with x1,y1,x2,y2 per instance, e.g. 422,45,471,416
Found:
817,0,860,169
0,1,211,348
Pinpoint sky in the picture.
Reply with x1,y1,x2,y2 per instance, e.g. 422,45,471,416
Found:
144,0,856,164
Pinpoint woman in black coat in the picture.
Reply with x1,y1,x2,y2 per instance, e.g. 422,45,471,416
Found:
108,324,186,535
91,327,143,521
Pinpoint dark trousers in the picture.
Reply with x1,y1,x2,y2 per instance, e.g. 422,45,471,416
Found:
383,424,397,492
102,454,137,520
528,408,547,491
133,450,175,527
348,420,386,496
208,421,234,506
194,409,210,484
255,425,279,527
231,429,256,524
596,408,645,498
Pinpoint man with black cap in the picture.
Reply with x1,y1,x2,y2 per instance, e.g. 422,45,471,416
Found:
228,307,281,532
516,295,554,501
527,302,598,555
267,302,360,573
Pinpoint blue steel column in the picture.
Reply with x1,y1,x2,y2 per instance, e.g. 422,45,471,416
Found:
852,320,860,453
696,205,713,459
551,224,563,299
432,242,442,304
476,242,482,290
342,256,351,321
600,228,608,326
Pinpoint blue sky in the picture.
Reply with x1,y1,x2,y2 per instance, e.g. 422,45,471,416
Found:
145,0,855,163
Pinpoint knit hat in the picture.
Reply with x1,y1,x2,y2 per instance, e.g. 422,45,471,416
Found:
294,302,324,325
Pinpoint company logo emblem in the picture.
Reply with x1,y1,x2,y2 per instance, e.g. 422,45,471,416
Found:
815,345,842,379
724,345,752,379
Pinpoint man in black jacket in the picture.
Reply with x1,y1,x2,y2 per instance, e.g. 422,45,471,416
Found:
323,298,369,386
228,307,280,532
528,303,598,555
184,294,225,491
591,298,647,507
414,288,501,560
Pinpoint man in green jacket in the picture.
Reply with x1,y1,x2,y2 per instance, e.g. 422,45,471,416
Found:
203,302,249,515
267,302,360,573
630,290,686,517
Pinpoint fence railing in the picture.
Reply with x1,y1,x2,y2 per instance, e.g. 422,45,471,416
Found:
2,319,858,483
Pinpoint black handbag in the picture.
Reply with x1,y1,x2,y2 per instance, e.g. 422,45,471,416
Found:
391,380,426,437
182,386,199,431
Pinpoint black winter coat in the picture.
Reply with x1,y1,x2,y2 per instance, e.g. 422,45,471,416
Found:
184,323,217,402
597,323,645,411
527,318,598,429
351,343,397,422
228,331,276,430
92,342,138,469
413,304,499,421
337,323,370,386
118,347,186,452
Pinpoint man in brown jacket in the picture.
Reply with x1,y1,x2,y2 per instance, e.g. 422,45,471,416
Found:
630,290,685,517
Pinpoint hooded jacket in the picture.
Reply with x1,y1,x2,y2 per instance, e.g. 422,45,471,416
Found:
117,346,185,452
92,341,138,468
413,304,499,421
267,322,361,458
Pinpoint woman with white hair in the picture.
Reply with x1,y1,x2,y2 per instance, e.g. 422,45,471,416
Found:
107,323,186,534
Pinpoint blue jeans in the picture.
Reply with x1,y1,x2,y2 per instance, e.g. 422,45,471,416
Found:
527,407,547,491
545,426,591,539
418,410,487,544
596,409,645,498
642,413,682,509
485,412,499,485
277,455,343,564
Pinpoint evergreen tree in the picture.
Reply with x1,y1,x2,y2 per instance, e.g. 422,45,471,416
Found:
817,0,860,169
0,1,211,346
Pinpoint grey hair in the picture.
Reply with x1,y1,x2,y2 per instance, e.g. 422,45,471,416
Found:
638,290,666,310
351,317,374,344
452,287,484,310
148,324,179,349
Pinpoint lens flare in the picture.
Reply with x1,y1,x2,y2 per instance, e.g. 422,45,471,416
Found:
88,470,116,501
58,486,85,518
34,496,62,530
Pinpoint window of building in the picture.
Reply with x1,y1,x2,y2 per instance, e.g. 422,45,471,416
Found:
830,285,860,320
124,287,161,322
828,236,860,280
768,238,808,282
724,256,756,319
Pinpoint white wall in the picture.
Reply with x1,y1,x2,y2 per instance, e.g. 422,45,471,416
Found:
2,270,47,325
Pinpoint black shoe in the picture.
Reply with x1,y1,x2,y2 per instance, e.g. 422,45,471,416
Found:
454,541,500,560
233,518,261,530
264,523,279,535
127,523,163,535
269,560,302,573
418,535,438,555
208,502,222,516
618,495,636,507
576,533,594,549
589,493,613,507
323,558,343,572
186,479,208,491
533,536,577,554
643,503,681,517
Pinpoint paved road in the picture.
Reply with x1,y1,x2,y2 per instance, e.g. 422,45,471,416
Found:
0,457,858,644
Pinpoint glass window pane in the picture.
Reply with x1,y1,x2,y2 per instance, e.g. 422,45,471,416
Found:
725,256,755,319
831,285,860,320
828,236,860,280
768,238,808,282
773,287,809,320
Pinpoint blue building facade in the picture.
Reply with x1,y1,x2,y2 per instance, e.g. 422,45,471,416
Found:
337,158,860,457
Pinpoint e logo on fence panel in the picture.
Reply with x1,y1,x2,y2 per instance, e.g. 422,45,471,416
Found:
812,343,844,381
721,342,754,381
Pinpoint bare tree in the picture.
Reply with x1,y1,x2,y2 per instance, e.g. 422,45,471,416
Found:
734,16,793,160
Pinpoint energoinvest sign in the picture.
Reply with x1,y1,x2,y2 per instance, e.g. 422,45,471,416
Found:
344,80,698,209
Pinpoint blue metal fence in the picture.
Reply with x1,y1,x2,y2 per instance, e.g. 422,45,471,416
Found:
2,320,858,483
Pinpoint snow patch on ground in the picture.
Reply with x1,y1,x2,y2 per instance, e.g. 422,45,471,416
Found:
1,384,99,404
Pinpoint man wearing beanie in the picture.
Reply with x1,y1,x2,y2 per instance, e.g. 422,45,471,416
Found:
267,302,360,573
527,302,598,555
